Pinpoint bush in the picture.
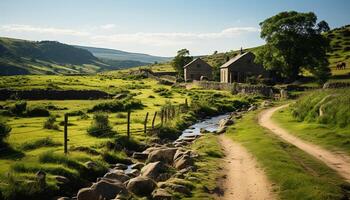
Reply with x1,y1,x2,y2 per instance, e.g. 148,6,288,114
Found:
89,99,144,113
26,106,50,117
87,113,114,137
43,115,59,130
0,120,11,143
21,137,61,150
10,101,27,115
101,151,132,164
153,88,172,97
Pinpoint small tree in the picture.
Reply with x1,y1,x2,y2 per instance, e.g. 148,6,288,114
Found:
172,49,193,78
0,120,11,144
87,112,114,137
10,101,27,115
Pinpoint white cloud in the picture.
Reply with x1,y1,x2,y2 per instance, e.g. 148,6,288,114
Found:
0,24,90,36
100,24,116,30
0,24,261,55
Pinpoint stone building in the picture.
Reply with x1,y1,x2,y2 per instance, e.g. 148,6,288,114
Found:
220,52,268,83
183,58,212,81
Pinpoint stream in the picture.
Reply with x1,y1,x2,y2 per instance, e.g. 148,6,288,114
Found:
178,113,230,139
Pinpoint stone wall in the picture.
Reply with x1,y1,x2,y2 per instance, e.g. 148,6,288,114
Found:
193,81,275,97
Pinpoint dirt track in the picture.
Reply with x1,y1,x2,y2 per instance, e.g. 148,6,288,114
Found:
258,104,350,182
218,135,276,200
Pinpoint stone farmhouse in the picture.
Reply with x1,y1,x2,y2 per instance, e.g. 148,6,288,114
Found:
220,51,268,83
183,58,212,81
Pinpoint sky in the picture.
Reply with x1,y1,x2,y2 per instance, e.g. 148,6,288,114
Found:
0,0,349,57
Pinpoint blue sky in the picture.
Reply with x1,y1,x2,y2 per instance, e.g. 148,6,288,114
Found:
0,0,349,56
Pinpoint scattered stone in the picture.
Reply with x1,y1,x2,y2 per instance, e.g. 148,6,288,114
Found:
173,149,185,161
169,184,191,195
56,197,71,200
126,169,140,177
141,161,169,181
113,163,128,170
147,148,177,164
152,189,173,200
103,172,130,183
130,162,144,170
126,176,156,196
174,155,194,170
77,188,98,200
91,180,127,200
132,152,148,160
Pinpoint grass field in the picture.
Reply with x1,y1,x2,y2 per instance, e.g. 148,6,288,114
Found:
225,110,348,200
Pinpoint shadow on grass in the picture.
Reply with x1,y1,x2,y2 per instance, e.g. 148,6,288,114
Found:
0,143,25,160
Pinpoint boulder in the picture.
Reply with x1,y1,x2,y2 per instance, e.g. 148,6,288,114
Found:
132,152,148,160
56,197,71,200
141,161,168,181
173,149,184,161
169,184,191,195
126,169,140,177
77,188,99,200
91,180,127,200
142,146,159,154
147,148,177,164
103,172,130,182
219,118,234,128
174,155,194,170
130,162,144,170
126,176,156,196
113,163,128,170
152,189,173,200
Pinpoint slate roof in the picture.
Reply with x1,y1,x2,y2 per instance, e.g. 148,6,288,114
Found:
183,58,201,69
220,52,250,68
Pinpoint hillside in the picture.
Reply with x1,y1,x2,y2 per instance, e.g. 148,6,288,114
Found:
0,37,109,75
325,24,350,75
75,45,171,63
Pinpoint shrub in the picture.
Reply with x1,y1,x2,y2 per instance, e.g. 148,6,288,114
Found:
153,87,172,97
10,101,27,115
21,137,61,150
89,99,144,113
26,106,50,117
101,151,132,164
0,120,11,143
87,113,114,137
43,115,59,130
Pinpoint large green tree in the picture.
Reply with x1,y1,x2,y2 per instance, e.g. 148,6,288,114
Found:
172,49,193,78
256,11,331,83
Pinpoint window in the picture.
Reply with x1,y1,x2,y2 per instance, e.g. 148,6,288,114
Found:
197,64,201,68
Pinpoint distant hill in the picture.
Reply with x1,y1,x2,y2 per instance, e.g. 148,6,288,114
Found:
75,45,172,63
0,37,110,75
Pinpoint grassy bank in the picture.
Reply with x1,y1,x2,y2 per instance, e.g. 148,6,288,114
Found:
273,106,350,154
226,111,348,200
185,134,224,200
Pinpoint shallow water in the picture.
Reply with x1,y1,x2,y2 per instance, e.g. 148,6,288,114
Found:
178,113,230,139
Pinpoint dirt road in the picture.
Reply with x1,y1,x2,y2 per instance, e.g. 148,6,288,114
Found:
258,104,350,182
218,135,276,200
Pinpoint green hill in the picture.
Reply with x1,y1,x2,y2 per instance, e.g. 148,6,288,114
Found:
0,37,109,75
75,45,172,63
325,24,350,73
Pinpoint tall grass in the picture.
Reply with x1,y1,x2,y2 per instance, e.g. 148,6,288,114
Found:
291,89,350,127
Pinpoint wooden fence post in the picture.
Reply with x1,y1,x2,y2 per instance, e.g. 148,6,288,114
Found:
144,112,149,134
152,111,157,129
185,98,188,107
161,109,164,126
64,114,68,155
127,111,131,140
